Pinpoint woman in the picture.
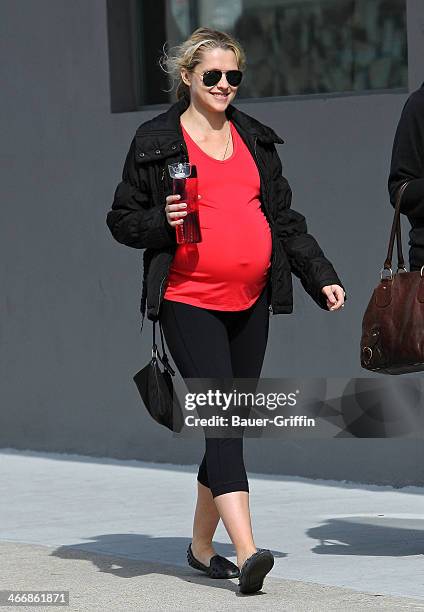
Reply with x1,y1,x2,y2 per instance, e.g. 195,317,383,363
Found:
388,81,424,270
106,27,345,595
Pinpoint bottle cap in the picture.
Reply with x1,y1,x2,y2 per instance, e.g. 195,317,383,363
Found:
168,162,191,179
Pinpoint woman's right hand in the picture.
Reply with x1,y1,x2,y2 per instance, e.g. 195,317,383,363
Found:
165,194,187,227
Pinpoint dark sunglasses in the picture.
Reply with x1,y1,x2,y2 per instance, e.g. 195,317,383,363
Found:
198,69,243,88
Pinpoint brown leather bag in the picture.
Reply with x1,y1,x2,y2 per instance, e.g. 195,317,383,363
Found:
361,181,424,374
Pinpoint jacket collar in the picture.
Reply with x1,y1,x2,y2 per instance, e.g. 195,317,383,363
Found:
228,102,284,144
134,96,284,162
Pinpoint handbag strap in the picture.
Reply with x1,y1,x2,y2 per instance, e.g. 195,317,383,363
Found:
383,181,410,273
152,319,176,376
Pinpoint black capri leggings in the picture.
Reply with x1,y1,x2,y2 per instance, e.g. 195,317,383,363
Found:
159,285,270,498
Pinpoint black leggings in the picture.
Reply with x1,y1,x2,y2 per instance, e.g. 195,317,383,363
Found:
159,285,269,498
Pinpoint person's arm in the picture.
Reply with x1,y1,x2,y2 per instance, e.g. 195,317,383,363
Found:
388,91,424,218
106,137,176,249
271,146,345,310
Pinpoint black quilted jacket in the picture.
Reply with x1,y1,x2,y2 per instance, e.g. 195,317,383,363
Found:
106,96,343,332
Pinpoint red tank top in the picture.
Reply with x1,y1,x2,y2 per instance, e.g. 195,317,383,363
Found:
163,120,272,310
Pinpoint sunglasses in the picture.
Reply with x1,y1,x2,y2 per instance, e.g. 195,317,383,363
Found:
196,69,243,88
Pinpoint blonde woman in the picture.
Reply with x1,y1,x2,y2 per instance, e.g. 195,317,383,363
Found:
106,27,345,595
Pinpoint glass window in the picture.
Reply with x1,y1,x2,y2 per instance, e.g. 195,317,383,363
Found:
132,0,407,107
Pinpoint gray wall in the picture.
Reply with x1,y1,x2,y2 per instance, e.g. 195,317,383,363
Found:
1,0,424,485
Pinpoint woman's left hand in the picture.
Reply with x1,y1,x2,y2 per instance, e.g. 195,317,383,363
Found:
321,285,345,311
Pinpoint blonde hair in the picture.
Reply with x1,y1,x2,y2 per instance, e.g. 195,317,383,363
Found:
159,27,246,100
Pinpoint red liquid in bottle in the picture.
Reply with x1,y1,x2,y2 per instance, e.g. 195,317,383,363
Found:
173,165,202,244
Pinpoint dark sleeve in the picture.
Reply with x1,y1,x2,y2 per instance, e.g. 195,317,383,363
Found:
271,146,345,310
388,91,424,218
106,137,176,249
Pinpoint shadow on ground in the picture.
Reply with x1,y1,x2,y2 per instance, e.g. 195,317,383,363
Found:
52,534,286,594
308,516,424,556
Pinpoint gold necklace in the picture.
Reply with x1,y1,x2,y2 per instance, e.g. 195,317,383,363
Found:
222,121,231,160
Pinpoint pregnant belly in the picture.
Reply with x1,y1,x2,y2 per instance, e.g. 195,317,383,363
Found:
169,215,272,283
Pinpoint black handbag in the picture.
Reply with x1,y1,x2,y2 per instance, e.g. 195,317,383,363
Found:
133,319,184,432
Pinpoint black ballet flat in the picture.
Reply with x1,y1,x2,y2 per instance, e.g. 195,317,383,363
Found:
186,543,240,579
238,549,274,594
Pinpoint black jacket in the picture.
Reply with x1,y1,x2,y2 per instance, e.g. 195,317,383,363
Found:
389,82,424,270
106,96,343,331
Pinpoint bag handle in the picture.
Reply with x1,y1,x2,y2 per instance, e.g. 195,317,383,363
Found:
382,181,410,277
152,319,176,376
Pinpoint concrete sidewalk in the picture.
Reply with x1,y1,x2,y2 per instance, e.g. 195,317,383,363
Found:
1,449,424,611
1,541,423,611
